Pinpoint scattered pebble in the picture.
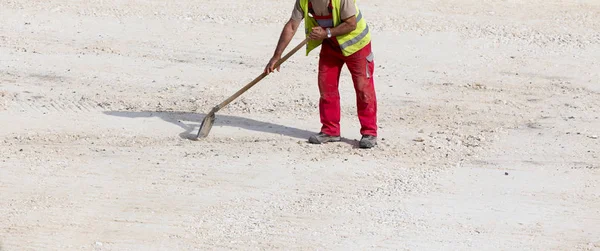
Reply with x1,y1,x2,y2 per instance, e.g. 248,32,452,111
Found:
590,135,598,139
505,172,509,176
413,137,425,142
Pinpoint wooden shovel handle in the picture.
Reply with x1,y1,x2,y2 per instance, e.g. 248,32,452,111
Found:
214,38,309,111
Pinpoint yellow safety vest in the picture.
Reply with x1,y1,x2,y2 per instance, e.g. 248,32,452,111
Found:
300,0,371,57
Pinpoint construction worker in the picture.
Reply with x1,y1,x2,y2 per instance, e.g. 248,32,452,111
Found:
264,0,378,149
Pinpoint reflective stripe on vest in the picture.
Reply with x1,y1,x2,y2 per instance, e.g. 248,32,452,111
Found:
316,19,334,27
340,22,368,50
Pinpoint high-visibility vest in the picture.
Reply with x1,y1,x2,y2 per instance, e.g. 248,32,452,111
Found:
300,0,371,57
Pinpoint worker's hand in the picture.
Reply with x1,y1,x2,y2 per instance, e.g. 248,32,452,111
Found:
264,56,281,74
309,27,327,41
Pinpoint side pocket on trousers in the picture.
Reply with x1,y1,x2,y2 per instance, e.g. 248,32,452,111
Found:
366,52,374,79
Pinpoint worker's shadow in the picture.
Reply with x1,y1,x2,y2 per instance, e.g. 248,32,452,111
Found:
103,111,357,146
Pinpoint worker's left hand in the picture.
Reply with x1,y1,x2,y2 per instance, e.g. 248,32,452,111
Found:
309,27,327,40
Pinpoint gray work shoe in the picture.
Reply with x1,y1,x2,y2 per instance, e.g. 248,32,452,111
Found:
359,135,377,149
308,132,341,144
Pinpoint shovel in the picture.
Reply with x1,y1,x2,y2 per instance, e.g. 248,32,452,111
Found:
192,38,308,140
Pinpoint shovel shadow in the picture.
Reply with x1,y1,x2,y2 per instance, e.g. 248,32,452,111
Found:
103,111,357,145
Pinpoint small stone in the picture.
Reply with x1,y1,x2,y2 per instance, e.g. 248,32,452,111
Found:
505,172,509,176
418,129,424,133
590,135,598,139
413,137,425,142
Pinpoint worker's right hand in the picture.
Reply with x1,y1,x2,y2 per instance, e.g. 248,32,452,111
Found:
264,56,281,74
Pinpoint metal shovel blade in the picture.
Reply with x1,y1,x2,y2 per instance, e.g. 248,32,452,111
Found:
193,112,216,140
191,39,308,141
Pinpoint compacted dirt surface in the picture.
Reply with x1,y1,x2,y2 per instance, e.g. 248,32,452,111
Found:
1,0,599,250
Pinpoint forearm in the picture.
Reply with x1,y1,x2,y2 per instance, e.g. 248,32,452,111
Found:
273,20,298,58
329,20,357,37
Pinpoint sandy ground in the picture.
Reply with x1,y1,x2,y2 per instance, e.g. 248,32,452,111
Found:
1,0,599,250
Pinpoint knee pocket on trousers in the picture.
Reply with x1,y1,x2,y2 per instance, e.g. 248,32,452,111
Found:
366,52,374,79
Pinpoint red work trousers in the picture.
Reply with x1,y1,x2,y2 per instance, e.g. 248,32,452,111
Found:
318,40,377,137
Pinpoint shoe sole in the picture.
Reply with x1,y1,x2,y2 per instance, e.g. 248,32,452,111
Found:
359,139,377,149
359,143,377,149
308,137,341,144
